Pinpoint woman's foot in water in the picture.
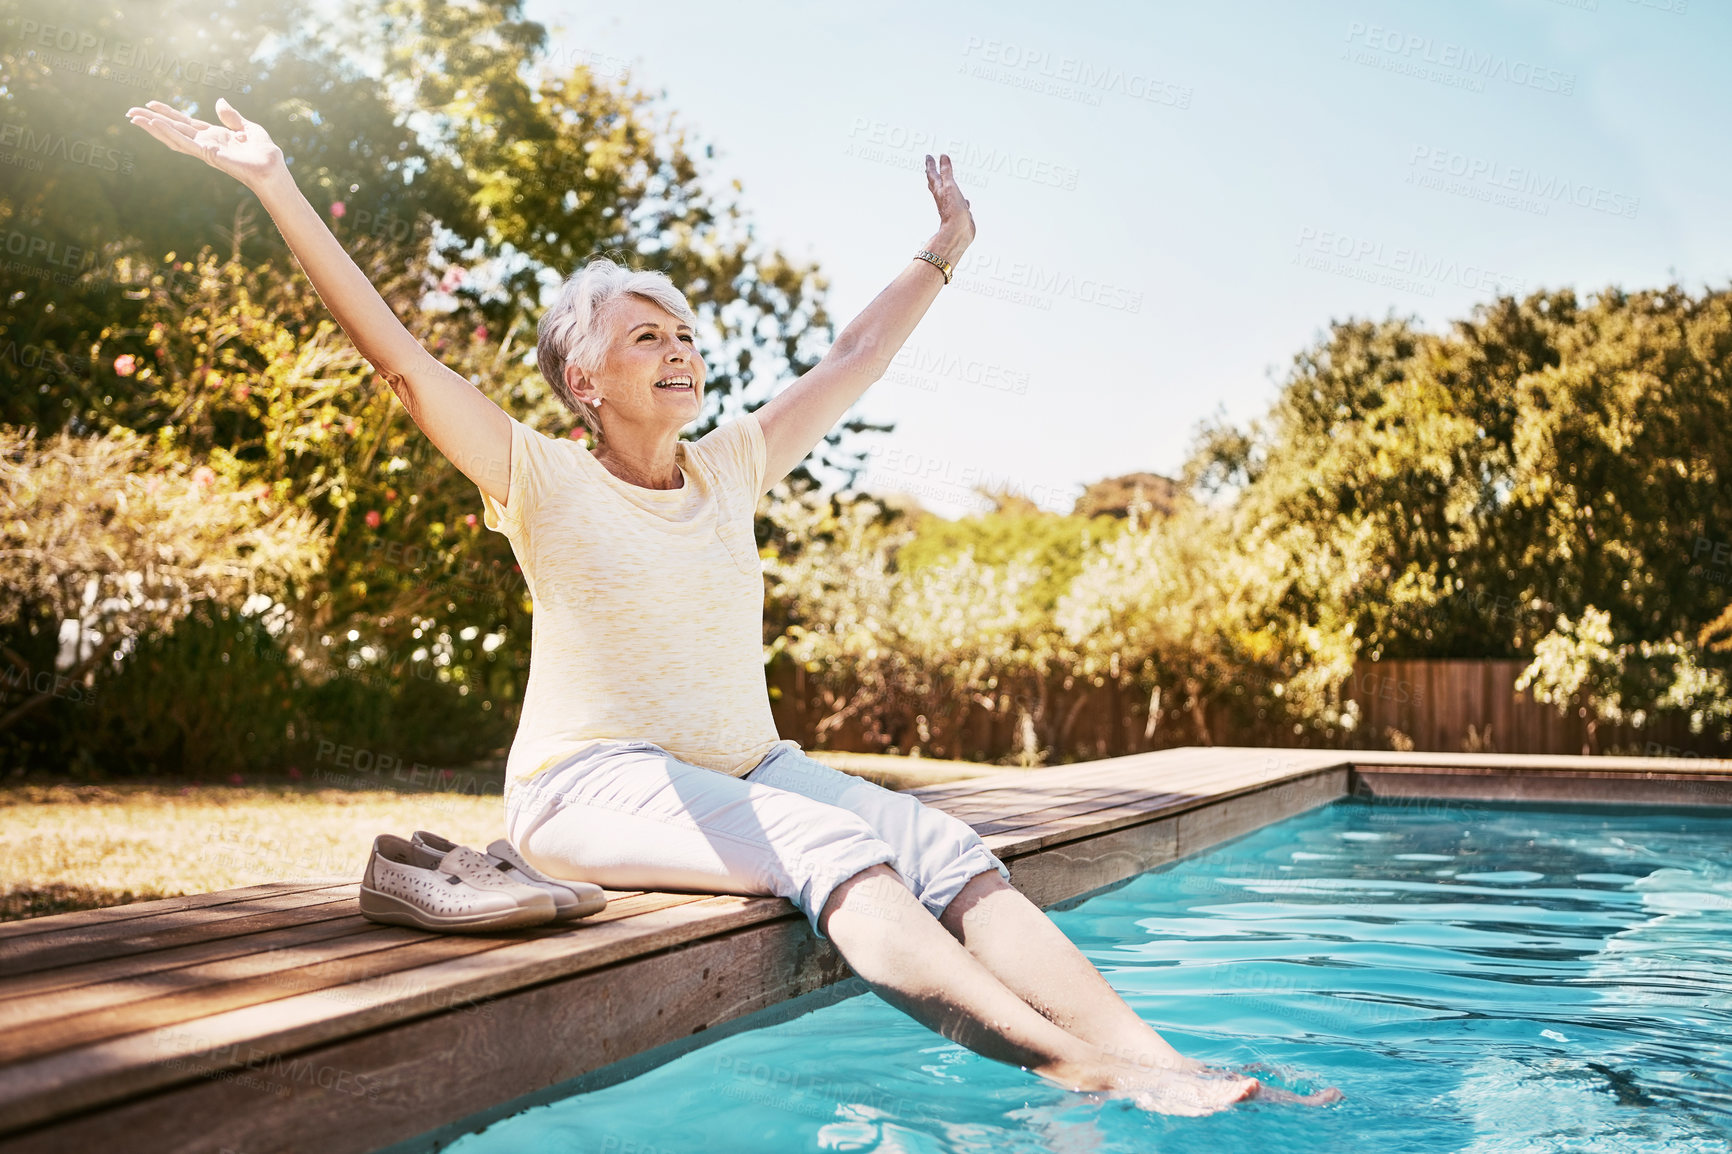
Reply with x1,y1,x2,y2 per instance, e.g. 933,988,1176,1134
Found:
1048,1058,1342,1117
1114,1064,1263,1116
1034,1057,1258,1117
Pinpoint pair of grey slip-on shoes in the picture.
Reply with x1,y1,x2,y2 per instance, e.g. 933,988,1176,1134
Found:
359,830,607,933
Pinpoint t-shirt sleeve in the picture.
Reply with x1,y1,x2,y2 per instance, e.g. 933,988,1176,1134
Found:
479,415,566,536
691,410,768,503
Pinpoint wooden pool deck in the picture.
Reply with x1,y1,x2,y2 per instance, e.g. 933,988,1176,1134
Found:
1,745,1728,1154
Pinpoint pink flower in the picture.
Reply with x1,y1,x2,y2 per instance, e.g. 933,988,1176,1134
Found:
464,513,478,528
439,267,466,293
364,510,382,529
287,766,302,781
385,488,398,501
113,354,137,377
473,325,488,342
331,201,346,218
568,427,586,440
192,465,216,488
235,383,251,400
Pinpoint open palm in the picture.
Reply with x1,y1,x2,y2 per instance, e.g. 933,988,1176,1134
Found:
924,153,976,252
125,97,284,188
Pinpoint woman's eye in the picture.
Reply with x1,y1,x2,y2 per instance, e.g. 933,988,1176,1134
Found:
679,335,694,343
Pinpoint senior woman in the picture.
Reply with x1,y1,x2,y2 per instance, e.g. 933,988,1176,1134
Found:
128,96,1333,1117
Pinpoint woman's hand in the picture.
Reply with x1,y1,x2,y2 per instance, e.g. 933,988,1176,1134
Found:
125,97,286,190
923,153,975,264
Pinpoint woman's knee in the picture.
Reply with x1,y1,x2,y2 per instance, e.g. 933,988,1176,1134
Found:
937,865,1014,932
817,862,913,936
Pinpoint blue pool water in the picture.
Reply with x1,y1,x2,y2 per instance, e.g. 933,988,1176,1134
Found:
444,800,1732,1153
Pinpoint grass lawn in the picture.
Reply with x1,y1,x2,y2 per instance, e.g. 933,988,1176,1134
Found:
0,751,1014,923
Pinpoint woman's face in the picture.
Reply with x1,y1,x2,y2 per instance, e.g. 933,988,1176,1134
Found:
573,294,705,434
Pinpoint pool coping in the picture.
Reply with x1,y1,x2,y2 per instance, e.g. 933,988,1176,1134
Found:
2,747,1727,1153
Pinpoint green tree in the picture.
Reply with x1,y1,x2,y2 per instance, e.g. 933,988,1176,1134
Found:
1191,285,1732,743
1,0,855,774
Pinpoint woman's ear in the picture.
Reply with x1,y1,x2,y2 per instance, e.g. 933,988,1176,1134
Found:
565,362,596,407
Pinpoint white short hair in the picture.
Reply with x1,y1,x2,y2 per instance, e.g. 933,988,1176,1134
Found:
535,256,699,437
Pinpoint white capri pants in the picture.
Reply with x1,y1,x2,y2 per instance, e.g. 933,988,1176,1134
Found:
503,738,1011,940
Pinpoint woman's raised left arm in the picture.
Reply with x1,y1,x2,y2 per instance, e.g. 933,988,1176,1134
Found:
754,153,975,492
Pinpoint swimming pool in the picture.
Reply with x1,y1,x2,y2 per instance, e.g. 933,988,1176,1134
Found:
441,799,1732,1153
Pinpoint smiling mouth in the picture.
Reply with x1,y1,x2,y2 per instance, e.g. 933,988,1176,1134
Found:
655,375,694,391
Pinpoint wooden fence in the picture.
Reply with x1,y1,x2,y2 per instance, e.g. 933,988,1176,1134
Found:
1338,658,1731,759
766,658,1732,764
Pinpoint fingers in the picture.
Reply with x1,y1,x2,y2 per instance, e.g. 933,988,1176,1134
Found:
924,154,969,203
126,110,198,156
126,106,204,157
139,100,211,132
214,96,246,132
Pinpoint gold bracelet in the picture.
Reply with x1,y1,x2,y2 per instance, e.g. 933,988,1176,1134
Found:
913,249,953,285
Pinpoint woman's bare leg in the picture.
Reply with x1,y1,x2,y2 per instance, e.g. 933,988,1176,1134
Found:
937,868,1188,1074
936,868,1344,1104
820,864,1259,1115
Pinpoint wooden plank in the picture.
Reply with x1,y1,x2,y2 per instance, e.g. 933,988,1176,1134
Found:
0,918,383,1012
0,881,355,943
967,754,1349,854
917,749,1242,823
970,757,1322,831
0,891,362,977
0,930,496,1066
0,890,704,1072
0,891,775,1133
0,912,854,1154
0,926,420,1036
909,745,1227,804
0,889,654,1002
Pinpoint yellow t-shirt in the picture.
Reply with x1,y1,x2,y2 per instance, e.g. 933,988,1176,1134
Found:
479,410,782,782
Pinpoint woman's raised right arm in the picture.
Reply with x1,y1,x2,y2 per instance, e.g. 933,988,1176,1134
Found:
126,97,514,507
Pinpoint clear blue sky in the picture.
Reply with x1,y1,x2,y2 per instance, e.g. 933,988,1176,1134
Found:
523,0,1731,518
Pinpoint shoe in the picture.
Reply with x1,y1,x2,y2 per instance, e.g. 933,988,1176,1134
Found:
487,838,608,920
410,830,607,921
359,834,557,932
